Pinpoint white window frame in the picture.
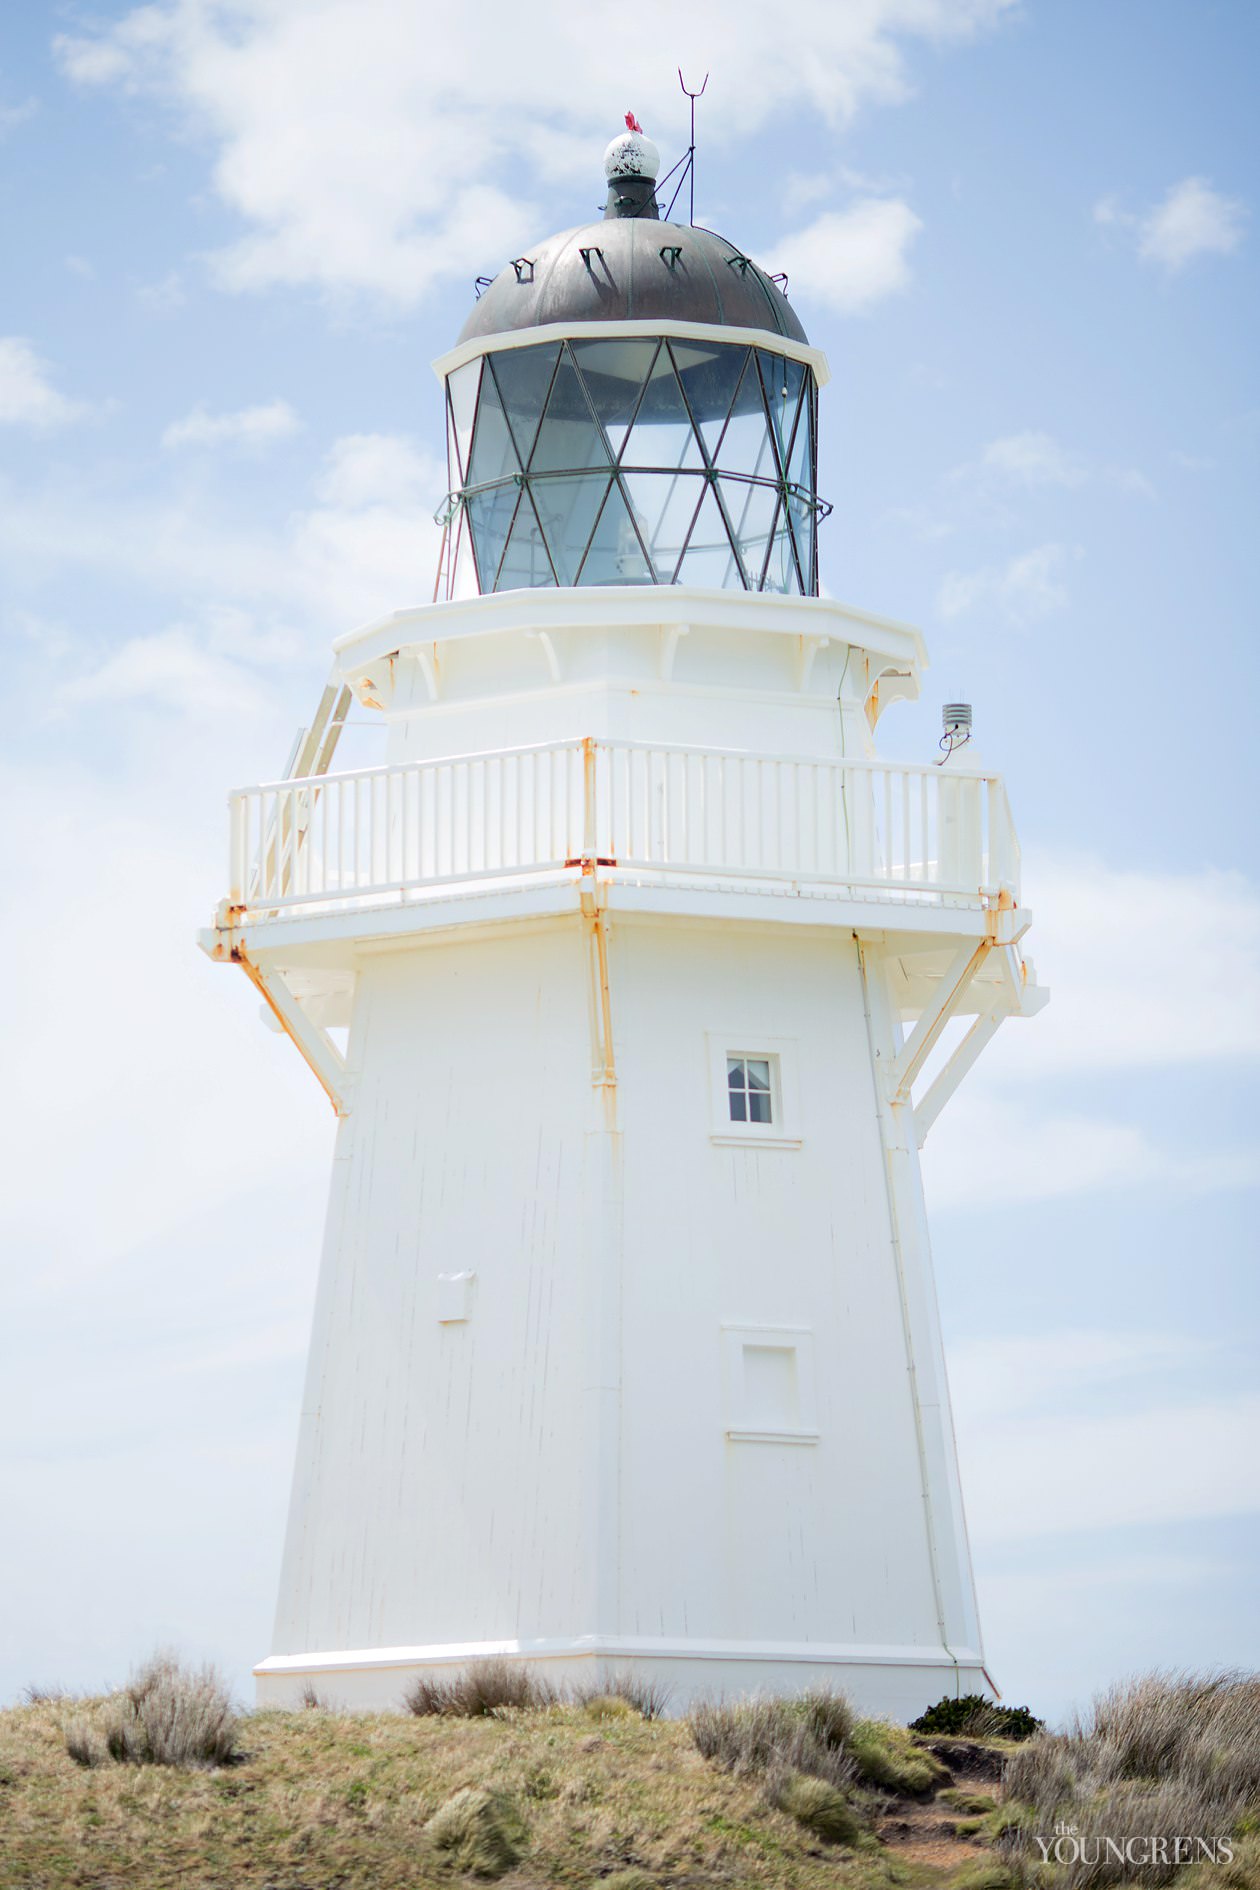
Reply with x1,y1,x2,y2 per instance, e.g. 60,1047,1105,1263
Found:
706,1032,801,1148
721,1324,819,1444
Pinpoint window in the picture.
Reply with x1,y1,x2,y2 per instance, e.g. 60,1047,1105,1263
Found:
727,1055,773,1124
442,337,822,599
706,1033,801,1148
722,1325,818,1443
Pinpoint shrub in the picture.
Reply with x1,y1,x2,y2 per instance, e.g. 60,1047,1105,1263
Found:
848,1718,947,1795
690,1689,856,1793
573,1669,672,1720
912,1694,1043,1742
63,1718,106,1768
405,1656,554,1718
769,1768,862,1844
424,1785,524,1877
64,1654,239,1770
581,1693,636,1722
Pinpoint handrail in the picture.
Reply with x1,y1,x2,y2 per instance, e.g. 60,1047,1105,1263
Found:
226,739,1019,918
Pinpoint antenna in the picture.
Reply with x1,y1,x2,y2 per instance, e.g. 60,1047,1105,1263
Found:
677,68,708,226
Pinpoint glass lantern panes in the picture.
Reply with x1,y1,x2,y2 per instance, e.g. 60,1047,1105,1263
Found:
441,336,823,597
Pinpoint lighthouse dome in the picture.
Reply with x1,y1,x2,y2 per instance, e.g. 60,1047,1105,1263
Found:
458,217,809,347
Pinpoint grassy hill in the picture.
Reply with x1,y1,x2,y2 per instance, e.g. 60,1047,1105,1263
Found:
0,1663,1255,1889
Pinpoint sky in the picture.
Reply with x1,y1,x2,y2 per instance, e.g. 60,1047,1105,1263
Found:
1,0,1257,1725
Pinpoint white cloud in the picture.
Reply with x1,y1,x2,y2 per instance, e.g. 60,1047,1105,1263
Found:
918,851,1260,1209
61,625,269,717
1095,177,1247,274
0,96,38,136
1139,176,1247,272
948,431,1154,502
771,198,923,315
937,541,1078,624
0,335,86,429
985,853,1260,1077
137,269,187,314
923,1090,1257,1209
51,0,1011,305
977,430,1088,487
945,1330,1260,1542
0,431,446,661
163,398,300,449
960,1392,1260,1542
949,1331,1200,1423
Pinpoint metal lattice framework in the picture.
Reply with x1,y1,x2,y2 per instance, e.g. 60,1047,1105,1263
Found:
437,337,827,600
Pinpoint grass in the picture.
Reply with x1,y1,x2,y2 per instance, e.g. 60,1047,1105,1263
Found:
405,1658,672,1723
997,1672,1260,1887
4,1664,1254,1887
0,1687,959,1889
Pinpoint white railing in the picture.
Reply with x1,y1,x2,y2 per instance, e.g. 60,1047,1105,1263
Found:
226,738,1020,918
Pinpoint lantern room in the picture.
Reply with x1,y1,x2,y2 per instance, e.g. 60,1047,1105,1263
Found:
431,128,830,602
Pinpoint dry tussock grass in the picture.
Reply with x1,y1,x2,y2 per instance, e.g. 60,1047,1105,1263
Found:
0,1691,920,1888
999,1671,1260,1888
62,1653,239,1770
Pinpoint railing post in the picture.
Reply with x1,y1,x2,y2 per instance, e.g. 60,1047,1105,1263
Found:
228,793,248,907
582,737,596,862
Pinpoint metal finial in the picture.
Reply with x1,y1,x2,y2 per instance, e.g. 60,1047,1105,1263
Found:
678,69,708,227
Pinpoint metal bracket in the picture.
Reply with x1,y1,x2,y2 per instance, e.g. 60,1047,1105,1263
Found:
235,950,352,1118
912,1002,1007,1146
888,938,993,1105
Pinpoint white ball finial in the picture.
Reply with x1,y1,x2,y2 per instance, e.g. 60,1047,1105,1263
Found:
604,127,660,183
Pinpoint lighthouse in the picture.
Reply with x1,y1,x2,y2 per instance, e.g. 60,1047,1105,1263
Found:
202,122,1045,1716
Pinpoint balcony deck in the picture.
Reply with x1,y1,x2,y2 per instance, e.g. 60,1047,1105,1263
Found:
217,738,1020,939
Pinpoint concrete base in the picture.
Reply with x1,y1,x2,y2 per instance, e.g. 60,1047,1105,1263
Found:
254,1637,995,1720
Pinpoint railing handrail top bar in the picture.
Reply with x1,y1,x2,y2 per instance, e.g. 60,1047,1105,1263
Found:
229,740,1005,800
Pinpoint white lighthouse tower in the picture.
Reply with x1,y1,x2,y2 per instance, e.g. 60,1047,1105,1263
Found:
203,125,1045,1717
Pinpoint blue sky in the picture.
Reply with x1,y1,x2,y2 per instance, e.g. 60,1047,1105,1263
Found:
1,0,1256,1722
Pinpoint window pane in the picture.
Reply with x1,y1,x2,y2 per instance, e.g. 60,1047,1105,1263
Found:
621,350,704,473
577,479,652,586
466,484,521,590
448,359,481,482
467,369,520,488
450,508,478,600
749,1091,772,1123
788,492,815,596
533,474,610,587
490,344,560,470
530,354,610,474
570,338,658,459
747,1060,771,1090
668,341,748,461
495,490,554,590
718,476,779,590
763,499,798,595
728,1058,745,1087
787,397,812,495
710,353,775,480
675,486,740,589
757,350,807,469
622,470,706,583
729,1091,747,1122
